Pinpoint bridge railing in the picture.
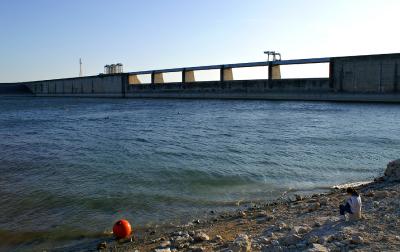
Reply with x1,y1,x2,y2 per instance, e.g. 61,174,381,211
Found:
126,57,331,84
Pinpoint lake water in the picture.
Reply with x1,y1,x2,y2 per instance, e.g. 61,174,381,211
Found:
0,97,399,250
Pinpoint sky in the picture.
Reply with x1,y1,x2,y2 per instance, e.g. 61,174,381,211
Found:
0,0,399,82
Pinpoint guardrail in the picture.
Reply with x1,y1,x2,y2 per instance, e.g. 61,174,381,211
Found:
126,57,331,84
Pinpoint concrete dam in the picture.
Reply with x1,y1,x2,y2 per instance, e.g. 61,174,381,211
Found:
1,53,400,102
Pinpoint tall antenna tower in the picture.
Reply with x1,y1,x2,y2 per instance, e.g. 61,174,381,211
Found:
79,58,83,77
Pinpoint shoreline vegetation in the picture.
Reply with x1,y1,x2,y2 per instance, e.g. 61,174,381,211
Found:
65,159,400,252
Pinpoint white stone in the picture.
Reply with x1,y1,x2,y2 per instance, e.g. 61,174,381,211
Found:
155,248,171,252
307,243,329,252
229,234,251,252
160,240,171,248
193,232,210,242
292,225,312,235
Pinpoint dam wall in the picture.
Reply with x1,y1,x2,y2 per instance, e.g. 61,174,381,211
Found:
23,75,126,98
124,78,400,102
2,53,400,102
0,83,33,96
125,78,332,100
331,53,400,93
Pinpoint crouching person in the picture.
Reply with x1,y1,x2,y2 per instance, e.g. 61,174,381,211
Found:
339,187,362,221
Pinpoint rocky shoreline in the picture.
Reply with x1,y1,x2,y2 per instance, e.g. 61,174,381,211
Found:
90,160,400,252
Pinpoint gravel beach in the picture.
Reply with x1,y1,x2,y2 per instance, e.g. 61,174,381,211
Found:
64,160,400,252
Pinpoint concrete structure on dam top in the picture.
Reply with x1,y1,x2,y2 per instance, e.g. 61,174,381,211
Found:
1,53,400,102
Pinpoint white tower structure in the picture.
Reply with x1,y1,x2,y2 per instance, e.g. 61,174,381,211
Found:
79,58,83,77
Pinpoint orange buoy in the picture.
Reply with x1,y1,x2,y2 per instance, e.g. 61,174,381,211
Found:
112,219,132,239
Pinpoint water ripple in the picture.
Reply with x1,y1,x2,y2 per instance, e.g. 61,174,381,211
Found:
1,97,400,250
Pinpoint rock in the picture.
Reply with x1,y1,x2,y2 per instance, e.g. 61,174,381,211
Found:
257,215,275,224
295,194,304,201
307,243,329,252
256,217,268,224
313,221,322,227
193,232,210,242
373,191,390,199
292,225,312,235
380,235,389,242
172,231,185,236
385,159,400,181
350,235,364,244
159,240,171,248
229,234,251,252
256,210,268,217
97,241,107,250
188,246,205,252
365,191,375,197
271,240,280,246
277,221,288,230
281,234,302,246
333,241,344,247
171,235,192,247
270,233,278,240
263,231,277,240
308,235,319,244
237,219,248,225
256,211,275,221
260,237,271,245
318,235,333,244
319,197,329,206
213,235,224,243
155,249,171,252
296,243,307,250
395,235,400,241
308,202,321,212
373,201,380,208
342,239,350,245
152,238,164,244
238,211,247,218
252,243,262,250
193,219,201,224
176,242,190,249
333,232,348,241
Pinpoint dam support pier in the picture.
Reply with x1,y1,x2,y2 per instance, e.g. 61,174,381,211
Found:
2,53,400,103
